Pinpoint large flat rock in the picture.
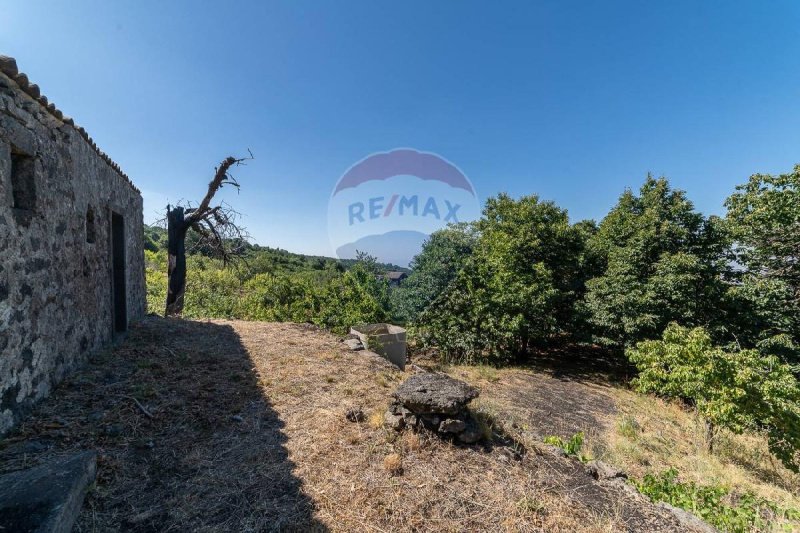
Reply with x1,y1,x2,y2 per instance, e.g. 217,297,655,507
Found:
392,373,479,415
0,450,96,533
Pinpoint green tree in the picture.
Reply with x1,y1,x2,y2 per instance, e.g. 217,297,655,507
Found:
391,223,477,323
628,323,800,471
585,176,729,347
418,194,586,362
725,165,800,361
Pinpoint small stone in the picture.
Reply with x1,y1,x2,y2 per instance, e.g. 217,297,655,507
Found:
0,55,19,77
585,460,626,481
343,338,364,351
439,418,466,434
230,415,244,423
542,444,567,457
497,446,522,462
384,410,405,431
345,407,365,423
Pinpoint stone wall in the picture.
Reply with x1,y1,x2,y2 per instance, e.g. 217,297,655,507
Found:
0,58,145,435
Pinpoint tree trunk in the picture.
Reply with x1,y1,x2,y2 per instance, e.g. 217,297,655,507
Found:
704,418,715,453
165,206,188,316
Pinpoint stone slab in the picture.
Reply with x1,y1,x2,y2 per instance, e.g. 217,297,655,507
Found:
0,450,97,533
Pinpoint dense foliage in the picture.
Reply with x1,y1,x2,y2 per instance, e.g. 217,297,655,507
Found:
145,238,395,334
628,323,800,472
584,176,730,348
725,165,800,362
413,194,588,363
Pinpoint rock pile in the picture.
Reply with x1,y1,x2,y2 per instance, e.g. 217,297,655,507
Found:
385,373,483,443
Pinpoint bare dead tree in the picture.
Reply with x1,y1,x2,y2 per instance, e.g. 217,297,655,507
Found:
165,153,252,316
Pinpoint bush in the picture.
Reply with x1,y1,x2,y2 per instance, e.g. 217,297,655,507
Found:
183,262,241,319
312,261,390,334
543,431,586,459
634,468,799,532
627,323,800,472
237,274,315,322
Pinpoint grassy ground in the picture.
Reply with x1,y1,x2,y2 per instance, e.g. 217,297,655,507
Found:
0,317,693,532
448,356,800,532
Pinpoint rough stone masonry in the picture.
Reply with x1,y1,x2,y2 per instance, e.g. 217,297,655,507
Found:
0,55,145,435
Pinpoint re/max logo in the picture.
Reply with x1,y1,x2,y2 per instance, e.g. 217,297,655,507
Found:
348,195,461,226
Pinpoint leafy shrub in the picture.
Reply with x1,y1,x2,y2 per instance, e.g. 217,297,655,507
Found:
311,260,390,334
543,431,585,459
627,323,800,472
237,274,315,322
634,468,799,532
391,223,476,323
183,262,241,319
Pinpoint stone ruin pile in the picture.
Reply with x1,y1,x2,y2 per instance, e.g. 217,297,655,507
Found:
385,373,483,444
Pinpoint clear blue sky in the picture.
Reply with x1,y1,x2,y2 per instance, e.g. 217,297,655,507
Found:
4,1,799,257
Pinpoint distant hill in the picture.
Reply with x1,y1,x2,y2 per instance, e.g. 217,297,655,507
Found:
143,225,410,274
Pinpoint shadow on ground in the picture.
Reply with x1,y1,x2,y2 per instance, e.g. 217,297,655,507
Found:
0,316,325,532
524,343,636,386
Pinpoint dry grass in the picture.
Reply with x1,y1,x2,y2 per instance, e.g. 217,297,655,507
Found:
600,389,800,514
0,318,694,532
443,356,800,532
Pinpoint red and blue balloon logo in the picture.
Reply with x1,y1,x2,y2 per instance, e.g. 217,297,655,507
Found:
328,148,480,267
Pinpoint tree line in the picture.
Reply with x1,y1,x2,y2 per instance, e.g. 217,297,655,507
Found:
392,165,800,470
146,163,799,470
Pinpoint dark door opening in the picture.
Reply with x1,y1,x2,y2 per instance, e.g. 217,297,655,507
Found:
111,212,127,333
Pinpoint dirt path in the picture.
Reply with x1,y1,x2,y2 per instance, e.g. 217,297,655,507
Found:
0,318,695,532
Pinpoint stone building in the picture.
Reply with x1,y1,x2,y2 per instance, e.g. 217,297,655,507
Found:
0,56,146,434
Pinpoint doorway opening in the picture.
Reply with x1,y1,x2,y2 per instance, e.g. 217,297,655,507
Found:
111,212,127,333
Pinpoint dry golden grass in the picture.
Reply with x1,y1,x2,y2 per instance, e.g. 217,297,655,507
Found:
0,318,698,532
444,358,800,531
383,452,403,476
600,389,800,513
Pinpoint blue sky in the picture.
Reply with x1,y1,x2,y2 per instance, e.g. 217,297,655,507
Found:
3,1,799,257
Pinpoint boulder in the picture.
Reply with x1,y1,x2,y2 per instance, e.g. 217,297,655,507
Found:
0,450,97,533
657,502,718,533
392,373,478,415
386,373,485,443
